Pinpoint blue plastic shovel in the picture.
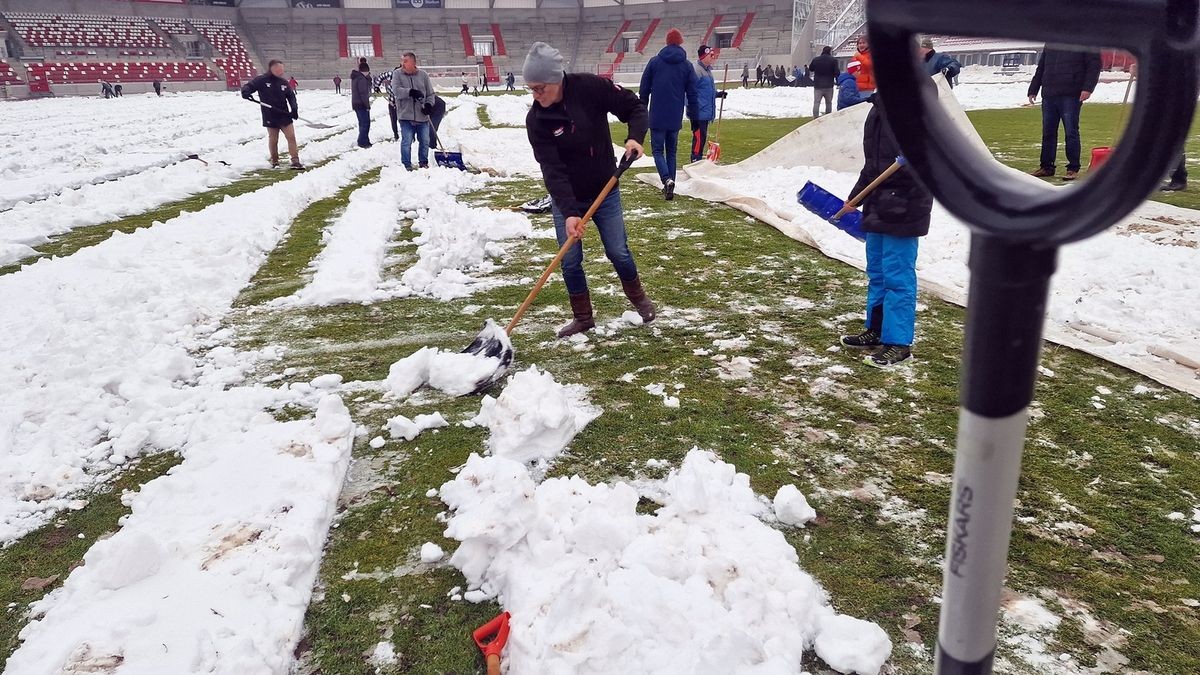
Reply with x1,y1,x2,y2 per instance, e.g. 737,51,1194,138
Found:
796,156,906,241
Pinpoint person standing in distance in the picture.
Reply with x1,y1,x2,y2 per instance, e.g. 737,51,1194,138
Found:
808,46,839,118
688,45,727,162
1027,45,1101,181
523,42,655,338
241,59,303,169
351,60,373,148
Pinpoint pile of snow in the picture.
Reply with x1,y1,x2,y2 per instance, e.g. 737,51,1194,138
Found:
384,321,511,398
774,484,818,527
0,139,390,544
5,395,355,674
471,366,601,469
438,448,891,674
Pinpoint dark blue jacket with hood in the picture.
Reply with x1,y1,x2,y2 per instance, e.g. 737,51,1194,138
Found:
638,44,699,131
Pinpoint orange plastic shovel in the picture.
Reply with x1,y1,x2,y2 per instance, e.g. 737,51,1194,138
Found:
473,611,511,675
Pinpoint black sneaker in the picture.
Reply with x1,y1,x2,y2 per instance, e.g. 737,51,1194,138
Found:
1160,180,1187,192
664,179,676,201
865,344,912,368
290,162,305,170
419,163,429,169
270,159,280,169
840,329,881,349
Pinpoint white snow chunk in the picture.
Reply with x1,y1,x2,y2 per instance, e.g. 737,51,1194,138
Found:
774,484,817,527
311,373,344,389
420,542,445,563
620,310,644,326
472,366,600,468
814,614,893,675
369,641,397,667
369,436,386,449
385,412,449,441
384,322,511,398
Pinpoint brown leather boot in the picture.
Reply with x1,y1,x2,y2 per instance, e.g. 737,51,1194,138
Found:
557,292,596,338
621,276,656,323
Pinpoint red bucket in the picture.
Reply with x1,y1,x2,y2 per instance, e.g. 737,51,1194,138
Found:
1089,146,1113,171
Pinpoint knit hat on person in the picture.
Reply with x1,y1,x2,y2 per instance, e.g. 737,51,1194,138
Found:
667,28,684,46
920,37,935,49
523,42,565,84
847,60,862,76
698,45,716,59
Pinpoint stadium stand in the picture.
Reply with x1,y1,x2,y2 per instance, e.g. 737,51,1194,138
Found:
0,60,24,85
27,61,217,85
5,13,167,49
189,18,257,86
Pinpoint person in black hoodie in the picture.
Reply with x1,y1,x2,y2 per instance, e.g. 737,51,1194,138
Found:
808,45,839,118
839,91,933,368
1027,46,1102,180
523,41,653,339
351,61,373,148
241,59,302,169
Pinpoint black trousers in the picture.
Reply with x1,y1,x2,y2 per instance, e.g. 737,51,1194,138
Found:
388,103,398,139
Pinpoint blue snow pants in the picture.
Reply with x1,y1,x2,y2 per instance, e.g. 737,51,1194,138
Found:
864,232,919,346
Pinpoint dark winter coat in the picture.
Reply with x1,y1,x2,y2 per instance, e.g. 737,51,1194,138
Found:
852,97,933,238
808,53,839,89
1028,48,1102,98
689,60,718,122
526,73,648,219
923,50,962,87
837,73,871,110
639,44,699,131
351,70,372,110
241,73,297,128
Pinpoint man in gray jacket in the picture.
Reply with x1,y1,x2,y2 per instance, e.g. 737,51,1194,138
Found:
389,51,436,170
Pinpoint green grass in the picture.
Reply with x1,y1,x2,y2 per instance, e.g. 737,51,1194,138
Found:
3,98,1198,675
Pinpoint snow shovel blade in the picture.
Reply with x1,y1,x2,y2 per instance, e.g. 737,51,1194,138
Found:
462,319,514,395
797,181,866,241
435,149,468,171
299,118,333,129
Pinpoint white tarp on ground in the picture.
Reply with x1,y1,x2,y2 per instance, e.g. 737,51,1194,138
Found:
640,77,1200,397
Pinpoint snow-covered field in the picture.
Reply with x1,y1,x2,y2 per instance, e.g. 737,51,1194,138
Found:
1,81,1194,675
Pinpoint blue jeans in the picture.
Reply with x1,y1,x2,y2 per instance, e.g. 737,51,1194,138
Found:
550,188,639,296
355,109,371,147
400,120,430,168
864,232,919,346
1040,95,1083,172
650,128,679,182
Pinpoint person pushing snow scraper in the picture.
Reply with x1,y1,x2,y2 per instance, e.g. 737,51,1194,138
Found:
523,41,656,338
839,88,933,368
241,59,304,170
390,52,436,170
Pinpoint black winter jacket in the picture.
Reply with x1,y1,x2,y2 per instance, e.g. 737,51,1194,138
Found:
241,73,297,128
1028,48,1102,98
351,70,372,110
526,74,648,218
852,97,933,238
808,54,839,89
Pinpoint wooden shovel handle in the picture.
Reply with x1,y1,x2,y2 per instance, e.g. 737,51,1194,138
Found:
486,654,501,675
504,155,634,335
833,160,903,220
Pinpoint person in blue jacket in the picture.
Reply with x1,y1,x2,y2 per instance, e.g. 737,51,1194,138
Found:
919,38,962,87
837,62,872,111
687,45,727,162
639,28,699,200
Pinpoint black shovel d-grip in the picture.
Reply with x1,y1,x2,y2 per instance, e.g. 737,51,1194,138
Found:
865,2,1199,675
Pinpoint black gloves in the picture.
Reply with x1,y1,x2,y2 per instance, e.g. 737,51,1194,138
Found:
409,88,424,101
421,102,434,116
716,90,728,99
242,91,253,100
291,110,299,120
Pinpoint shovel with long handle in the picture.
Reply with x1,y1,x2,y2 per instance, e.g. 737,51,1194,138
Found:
830,157,905,221
246,96,334,129
705,64,729,163
869,2,1197,674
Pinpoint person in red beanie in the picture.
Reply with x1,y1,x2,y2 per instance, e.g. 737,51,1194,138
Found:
639,28,699,200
